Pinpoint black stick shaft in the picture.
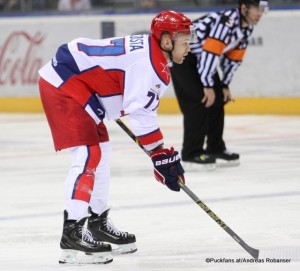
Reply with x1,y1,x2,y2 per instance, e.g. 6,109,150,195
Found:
115,118,259,259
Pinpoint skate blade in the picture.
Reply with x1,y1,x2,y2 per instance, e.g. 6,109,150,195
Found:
216,159,240,168
112,243,137,255
59,249,113,264
182,161,216,172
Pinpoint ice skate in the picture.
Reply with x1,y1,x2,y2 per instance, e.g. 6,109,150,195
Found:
182,154,216,171
59,211,113,264
209,150,240,167
88,208,137,255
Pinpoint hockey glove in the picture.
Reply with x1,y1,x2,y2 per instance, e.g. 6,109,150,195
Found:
150,147,185,192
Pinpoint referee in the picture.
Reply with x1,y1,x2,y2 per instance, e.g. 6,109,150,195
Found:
170,0,268,167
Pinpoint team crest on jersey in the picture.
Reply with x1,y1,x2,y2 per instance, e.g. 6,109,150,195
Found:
160,62,170,81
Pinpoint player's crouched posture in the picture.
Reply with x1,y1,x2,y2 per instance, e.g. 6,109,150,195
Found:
38,10,195,264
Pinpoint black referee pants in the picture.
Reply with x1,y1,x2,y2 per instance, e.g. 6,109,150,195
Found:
170,53,226,160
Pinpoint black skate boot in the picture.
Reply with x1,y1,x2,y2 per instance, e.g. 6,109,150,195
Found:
59,211,113,264
88,208,137,255
209,150,240,167
182,154,216,171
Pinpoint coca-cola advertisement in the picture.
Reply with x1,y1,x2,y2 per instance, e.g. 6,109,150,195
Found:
0,31,45,89
0,17,102,98
0,29,49,98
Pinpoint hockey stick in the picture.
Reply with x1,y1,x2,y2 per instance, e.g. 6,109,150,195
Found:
115,118,259,259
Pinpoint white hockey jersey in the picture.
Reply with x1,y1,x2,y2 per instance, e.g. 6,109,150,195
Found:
39,34,171,150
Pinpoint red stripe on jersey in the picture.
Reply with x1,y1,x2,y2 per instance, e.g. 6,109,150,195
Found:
72,145,101,202
149,36,170,86
138,129,163,145
60,66,125,106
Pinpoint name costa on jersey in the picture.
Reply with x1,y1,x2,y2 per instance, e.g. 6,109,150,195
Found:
129,35,144,52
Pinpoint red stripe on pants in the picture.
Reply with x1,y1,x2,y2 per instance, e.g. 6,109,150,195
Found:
72,145,101,202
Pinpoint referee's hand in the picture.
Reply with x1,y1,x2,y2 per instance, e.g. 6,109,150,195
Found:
202,87,216,108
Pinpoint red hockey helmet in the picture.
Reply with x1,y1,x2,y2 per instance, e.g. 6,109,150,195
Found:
151,10,195,43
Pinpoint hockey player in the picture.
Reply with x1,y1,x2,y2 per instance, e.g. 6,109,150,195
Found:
38,10,195,264
170,0,268,168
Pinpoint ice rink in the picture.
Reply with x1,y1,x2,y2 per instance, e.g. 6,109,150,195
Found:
0,113,299,271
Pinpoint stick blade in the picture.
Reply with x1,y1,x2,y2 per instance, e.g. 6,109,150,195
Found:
259,246,300,261
247,247,259,259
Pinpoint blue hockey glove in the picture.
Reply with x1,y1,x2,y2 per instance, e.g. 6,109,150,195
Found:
150,147,185,192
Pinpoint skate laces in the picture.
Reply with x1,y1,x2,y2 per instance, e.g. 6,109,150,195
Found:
81,219,99,244
104,217,128,238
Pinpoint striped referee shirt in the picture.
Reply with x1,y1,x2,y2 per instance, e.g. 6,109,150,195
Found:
190,8,253,88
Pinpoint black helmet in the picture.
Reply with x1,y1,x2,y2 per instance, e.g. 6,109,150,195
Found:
239,0,268,7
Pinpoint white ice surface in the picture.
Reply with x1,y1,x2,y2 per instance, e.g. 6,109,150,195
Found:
0,114,299,271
